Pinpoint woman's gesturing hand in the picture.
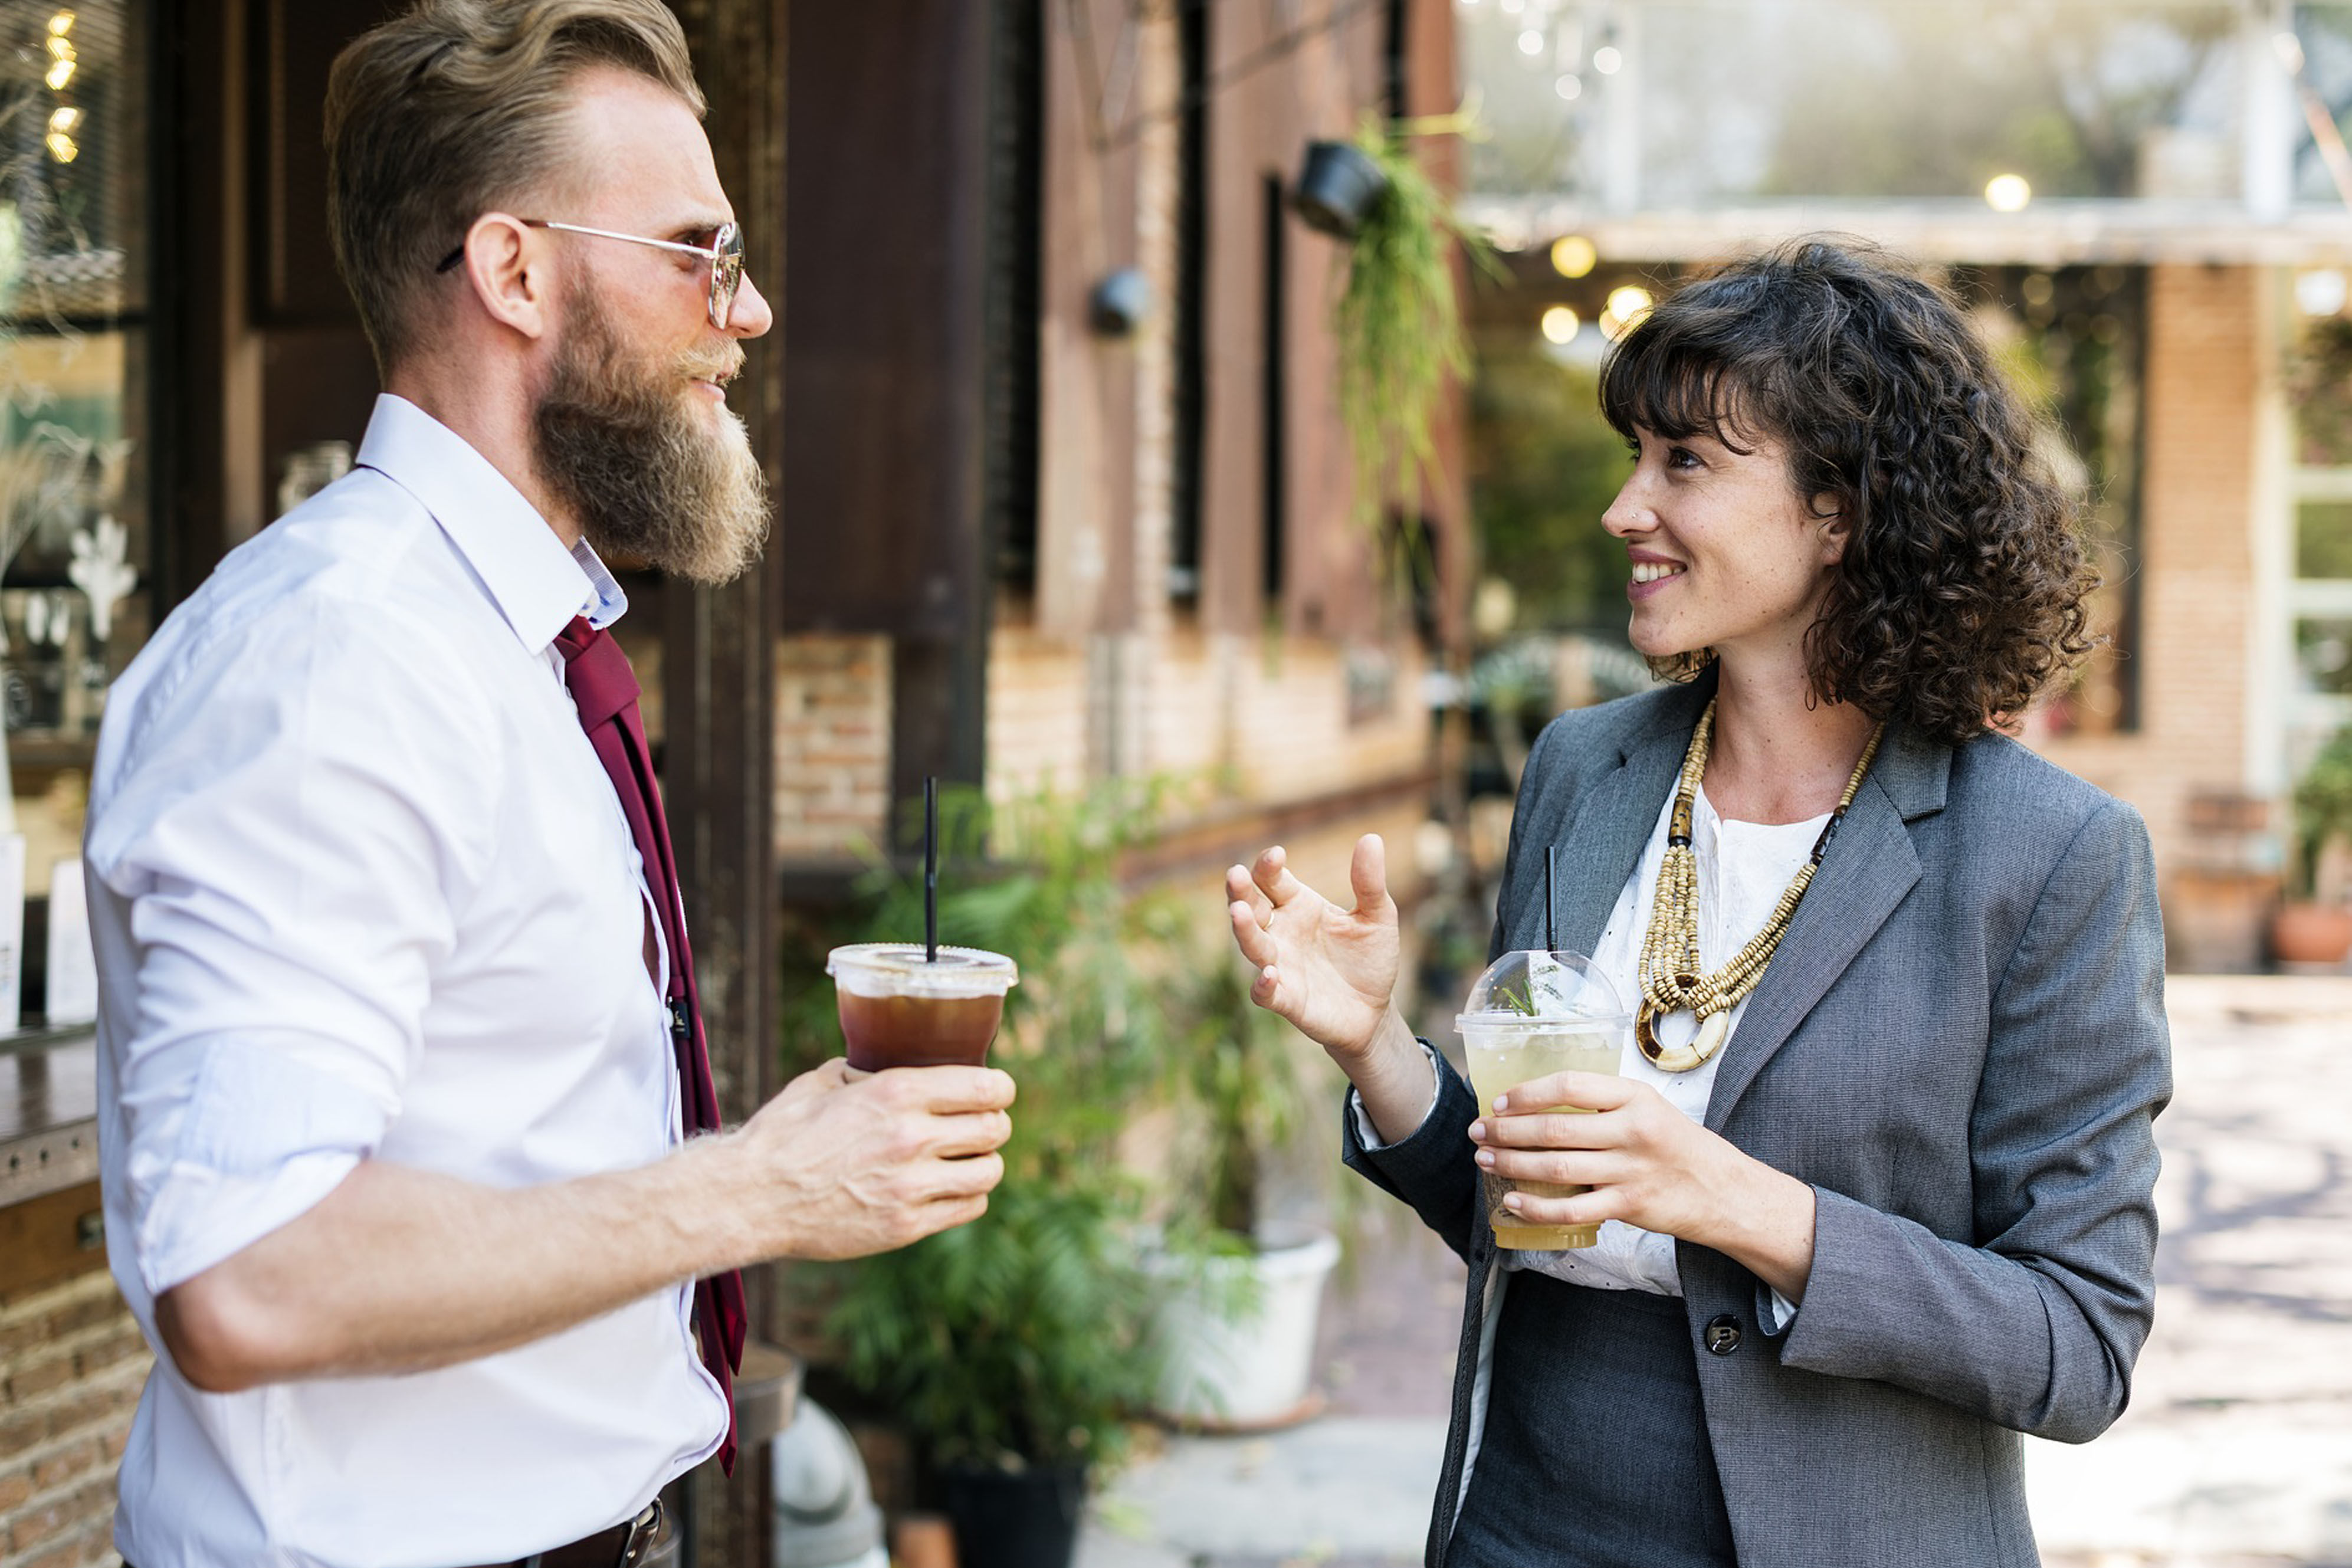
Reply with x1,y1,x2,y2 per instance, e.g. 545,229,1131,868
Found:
1226,835,1400,1064
1469,1070,1820,1301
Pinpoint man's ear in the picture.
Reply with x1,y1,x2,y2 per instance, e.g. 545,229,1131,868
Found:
1813,493,1852,566
454,214,550,341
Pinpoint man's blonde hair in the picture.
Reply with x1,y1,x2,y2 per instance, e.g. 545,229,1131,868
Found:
324,0,704,373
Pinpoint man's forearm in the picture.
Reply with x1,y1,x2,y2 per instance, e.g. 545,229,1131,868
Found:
159,1139,753,1392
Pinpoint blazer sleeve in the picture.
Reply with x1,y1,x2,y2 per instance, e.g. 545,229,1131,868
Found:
1777,796,2171,1444
1339,1043,1487,1265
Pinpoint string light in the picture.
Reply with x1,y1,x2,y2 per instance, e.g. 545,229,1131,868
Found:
46,132,78,163
1984,173,2032,212
1593,45,1623,74
1541,306,1580,344
45,57,73,90
1518,29,1544,55
48,9,75,33
1550,235,1597,278
1555,74,1582,100
1606,284,1654,322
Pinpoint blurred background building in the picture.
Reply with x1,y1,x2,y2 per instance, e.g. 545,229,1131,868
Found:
1449,0,2352,973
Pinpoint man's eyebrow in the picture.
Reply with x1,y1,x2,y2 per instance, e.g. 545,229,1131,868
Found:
666,214,732,243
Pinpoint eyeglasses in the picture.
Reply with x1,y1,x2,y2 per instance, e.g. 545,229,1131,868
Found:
435,219,746,329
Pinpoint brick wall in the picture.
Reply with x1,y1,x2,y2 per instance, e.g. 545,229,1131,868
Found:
773,634,892,862
0,1270,146,1568
2032,263,2272,969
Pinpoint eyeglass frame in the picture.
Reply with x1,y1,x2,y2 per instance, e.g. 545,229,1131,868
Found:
434,218,745,329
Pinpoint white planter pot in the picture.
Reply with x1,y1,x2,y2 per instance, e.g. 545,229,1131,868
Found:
1146,1222,1340,1429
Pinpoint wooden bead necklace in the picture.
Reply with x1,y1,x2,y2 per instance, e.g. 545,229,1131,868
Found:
1633,699,1886,1072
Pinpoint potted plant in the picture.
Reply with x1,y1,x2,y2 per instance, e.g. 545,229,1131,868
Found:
1321,111,1491,534
809,780,1188,1568
2275,723,2352,966
1144,946,1342,1429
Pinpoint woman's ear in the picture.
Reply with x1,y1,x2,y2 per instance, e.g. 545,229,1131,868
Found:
1813,493,1852,566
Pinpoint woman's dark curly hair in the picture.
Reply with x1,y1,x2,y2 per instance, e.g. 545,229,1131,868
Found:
1597,236,2098,746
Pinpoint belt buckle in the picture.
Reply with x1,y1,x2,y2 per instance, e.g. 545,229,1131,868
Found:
615,1498,664,1568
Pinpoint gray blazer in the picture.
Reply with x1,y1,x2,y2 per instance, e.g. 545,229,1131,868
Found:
1344,675,2171,1567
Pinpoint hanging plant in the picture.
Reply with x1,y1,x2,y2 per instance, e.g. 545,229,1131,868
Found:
1326,110,1492,529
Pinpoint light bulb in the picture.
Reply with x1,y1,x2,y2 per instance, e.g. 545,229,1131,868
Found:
1550,235,1597,278
1984,173,2032,212
1541,306,1580,344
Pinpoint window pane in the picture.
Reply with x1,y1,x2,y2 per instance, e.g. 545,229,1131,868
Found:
2299,501,2352,581
2297,616,2352,696
1,0,147,753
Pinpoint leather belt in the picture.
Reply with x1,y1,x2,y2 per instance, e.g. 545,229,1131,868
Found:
475,1498,667,1568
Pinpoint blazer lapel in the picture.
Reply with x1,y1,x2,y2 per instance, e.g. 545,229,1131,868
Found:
1537,697,1701,959
1703,723,1947,1131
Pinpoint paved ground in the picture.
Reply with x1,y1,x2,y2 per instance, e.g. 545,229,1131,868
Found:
1075,975,2352,1567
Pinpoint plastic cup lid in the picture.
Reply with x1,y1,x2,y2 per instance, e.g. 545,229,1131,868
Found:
826,943,1019,997
1455,947,1629,1034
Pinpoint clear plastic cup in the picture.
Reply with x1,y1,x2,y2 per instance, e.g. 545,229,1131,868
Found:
826,944,1019,1071
1457,949,1630,1251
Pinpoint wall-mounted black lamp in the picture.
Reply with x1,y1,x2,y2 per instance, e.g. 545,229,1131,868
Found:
1291,140,1389,240
1088,266,1153,337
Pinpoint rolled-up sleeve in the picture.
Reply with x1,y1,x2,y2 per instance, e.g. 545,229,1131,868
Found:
87,598,501,1297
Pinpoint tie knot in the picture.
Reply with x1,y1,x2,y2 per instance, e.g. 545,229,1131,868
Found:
556,615,639,726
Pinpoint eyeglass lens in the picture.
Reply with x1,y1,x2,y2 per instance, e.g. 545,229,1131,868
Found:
709,224,744,328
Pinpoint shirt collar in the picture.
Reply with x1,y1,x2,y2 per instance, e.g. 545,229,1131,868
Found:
353,393,626,652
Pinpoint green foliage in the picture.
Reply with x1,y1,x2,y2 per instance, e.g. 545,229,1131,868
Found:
1161,949,1313,1242
1334,116,1490,528
805,779,1205,1470
826,1183,1162,1471
2293,724,2352,899
1464,345,1631,633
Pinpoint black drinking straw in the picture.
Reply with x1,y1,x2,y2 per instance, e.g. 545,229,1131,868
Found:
924,776,940,963
1544,844,1557,953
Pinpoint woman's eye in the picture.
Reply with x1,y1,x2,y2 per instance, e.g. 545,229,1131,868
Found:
1666,446,1701,470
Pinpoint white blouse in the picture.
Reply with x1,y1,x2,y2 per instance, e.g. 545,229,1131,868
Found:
1358,780,1828,1305
1508,783,1827,1298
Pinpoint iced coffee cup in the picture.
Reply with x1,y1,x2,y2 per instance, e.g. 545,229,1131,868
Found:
826,943,1020,1072
1457,949,1630,1251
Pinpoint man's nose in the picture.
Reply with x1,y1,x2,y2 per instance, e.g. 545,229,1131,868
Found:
727,271,774,339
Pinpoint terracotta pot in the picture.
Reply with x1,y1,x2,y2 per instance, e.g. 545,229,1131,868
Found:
2271,901,2352,966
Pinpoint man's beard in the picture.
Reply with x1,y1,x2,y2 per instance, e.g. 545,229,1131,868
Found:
533,286,769,586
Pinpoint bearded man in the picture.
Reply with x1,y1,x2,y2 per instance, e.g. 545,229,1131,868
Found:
82,5,1015,1565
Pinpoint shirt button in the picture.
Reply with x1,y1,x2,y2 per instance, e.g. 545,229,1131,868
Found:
1704,1314,1742,1356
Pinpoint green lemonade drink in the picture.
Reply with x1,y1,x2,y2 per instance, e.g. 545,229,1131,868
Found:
1464,1024,1622,1249
1457,948,1631,1253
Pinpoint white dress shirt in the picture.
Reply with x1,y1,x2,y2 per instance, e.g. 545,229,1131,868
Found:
87,395,726,1568
1362,782,1825,1320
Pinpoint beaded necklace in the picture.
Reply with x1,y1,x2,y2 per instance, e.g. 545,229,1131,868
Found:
1633,699,1887,1072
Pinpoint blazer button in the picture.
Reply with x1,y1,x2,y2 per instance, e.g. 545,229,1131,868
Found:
1704,1314,1742,1356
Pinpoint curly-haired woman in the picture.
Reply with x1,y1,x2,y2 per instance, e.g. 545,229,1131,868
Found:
1226,237,2169,1567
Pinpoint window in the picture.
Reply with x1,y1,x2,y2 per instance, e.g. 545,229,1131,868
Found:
1,0,149,1030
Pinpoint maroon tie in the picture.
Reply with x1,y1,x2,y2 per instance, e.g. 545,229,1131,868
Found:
555,615,747,1475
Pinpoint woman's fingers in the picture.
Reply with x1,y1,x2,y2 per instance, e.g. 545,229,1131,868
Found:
1229,899,1279,967
1471,1108,1621,1151
1477,1145,1618,1189
1251,844,1311,907
1225,863,1273,926
1348,833,1392,916
1490,1070,1636,1116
